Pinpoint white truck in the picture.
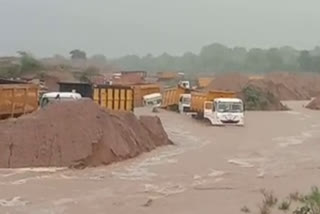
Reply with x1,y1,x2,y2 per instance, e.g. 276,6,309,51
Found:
178,94,191,113
189,91,244,126
143,93,162,107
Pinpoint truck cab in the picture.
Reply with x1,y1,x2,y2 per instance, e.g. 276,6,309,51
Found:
204,98,244,126
179,94,191,113
143,93,162,107
178,80,191,89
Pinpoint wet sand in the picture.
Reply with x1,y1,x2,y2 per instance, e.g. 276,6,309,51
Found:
1,101,320,214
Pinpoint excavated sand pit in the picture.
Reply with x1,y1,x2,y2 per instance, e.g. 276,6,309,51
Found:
0,100,172,168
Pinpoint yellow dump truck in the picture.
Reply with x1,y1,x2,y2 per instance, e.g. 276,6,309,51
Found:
190,91,236,113
190,90,245,126
161,86,190,109
132,84,161,107
0,84,39,119
93,85,134,112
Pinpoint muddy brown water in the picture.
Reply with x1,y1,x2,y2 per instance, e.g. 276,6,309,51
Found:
1,101,320,214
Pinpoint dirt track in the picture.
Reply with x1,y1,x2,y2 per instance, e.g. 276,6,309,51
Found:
1,101,320,214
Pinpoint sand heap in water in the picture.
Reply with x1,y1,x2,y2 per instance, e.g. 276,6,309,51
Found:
0,100,172,168
240,80,289,111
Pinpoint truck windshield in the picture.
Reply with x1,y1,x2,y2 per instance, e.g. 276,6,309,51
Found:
182,97,191,104
216,102,243,113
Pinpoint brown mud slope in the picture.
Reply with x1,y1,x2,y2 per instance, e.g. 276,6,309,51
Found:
306,96,320,110
0,100,172,168
240,79,289,111
265,72,320,99
206,73,249,92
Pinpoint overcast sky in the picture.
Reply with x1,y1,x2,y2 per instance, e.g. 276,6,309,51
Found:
0,0,319,57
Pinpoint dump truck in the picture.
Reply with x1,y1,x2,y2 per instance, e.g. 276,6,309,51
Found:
0,83,39,119
189,90,244,126
132,83,161,107
93,85,134,112
161,86,191,110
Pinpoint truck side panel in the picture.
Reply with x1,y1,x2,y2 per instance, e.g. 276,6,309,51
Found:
162,86,187,108
0,84,39,119
133,84,160,107
93,85,134,112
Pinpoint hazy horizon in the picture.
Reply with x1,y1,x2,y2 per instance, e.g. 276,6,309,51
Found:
0,0,319,58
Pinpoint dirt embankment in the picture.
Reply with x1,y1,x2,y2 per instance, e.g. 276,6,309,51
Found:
206,73,287,110
240,80,289,111
207,72,320,101
206,73,249,92
306,96,320,110
264,72,320,100
0,100,172,168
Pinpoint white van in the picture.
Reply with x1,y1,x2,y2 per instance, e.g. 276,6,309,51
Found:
40,92,82,108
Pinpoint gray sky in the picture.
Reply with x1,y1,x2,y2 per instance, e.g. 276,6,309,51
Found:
0,0,319,57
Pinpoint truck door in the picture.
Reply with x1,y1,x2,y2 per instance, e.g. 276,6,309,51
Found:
204,101,213,115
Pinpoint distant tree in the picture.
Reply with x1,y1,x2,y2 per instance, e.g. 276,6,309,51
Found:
298,51,313,71
70,49,87,60
311,56,320,73
89,54,107,66
245,48,268,73
79,66,100,83
199,43,231,72
266,48,284,71
18,51,42,74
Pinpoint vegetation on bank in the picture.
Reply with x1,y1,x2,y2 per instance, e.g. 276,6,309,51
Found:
241,187,320,214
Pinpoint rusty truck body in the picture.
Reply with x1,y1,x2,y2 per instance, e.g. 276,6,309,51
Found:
0,83,39,119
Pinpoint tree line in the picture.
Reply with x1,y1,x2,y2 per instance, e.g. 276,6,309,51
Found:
112,43,320,73
1,44,320,79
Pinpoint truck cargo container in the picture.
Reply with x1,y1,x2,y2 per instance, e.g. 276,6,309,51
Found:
93,85,134,112
58,82,93,98
161,86,190,109
132,84,161,107
0,84,39,119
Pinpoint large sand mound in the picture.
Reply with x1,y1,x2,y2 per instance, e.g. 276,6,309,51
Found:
306,96,320,110
0,100,172,168
240,80,289,111
206,72,320,101
265,72,315,100
206,73,249,92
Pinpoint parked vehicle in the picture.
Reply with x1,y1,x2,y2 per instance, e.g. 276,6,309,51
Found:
39,92,82,108
162,86,191,110
190,91,244,126
178,94,191,113
132,83,161,107
93,85,134,112
0,83,39,119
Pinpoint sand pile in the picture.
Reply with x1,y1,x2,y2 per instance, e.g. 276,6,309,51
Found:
206,73,249,92
0,100,172,168
306,96,320,110
265,72,312,100
240,80,288,111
